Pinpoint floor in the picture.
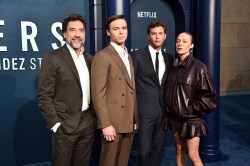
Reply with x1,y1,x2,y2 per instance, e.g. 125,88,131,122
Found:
158,95,250,166
24,95,250,166
130,95,250,166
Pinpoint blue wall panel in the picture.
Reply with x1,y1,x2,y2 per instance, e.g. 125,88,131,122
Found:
0,1,89,165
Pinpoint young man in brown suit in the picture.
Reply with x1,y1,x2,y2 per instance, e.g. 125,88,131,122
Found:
91,14,139,166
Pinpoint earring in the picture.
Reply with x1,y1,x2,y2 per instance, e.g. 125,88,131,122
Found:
189,48,193,53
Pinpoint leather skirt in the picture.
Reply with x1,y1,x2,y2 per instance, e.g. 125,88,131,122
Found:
166,115,211,139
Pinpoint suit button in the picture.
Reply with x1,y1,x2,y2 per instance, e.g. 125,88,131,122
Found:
122,94,125,96
119,78,121,80
121,106,124,108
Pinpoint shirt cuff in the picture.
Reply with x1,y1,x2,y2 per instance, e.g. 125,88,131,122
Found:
51,122,61,133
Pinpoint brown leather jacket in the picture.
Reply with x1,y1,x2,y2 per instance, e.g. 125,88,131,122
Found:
165,55,217,119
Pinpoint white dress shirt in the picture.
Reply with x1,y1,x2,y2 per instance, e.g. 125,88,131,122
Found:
110,42,131,79
67,43,90,111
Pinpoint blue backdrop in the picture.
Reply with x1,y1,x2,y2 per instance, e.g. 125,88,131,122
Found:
130,0,175,55
0,1,89,165
0,0,224,165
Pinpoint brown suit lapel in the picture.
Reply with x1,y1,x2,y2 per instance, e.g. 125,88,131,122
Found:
62,45,81,86
108,45,135,90
128,54,135,89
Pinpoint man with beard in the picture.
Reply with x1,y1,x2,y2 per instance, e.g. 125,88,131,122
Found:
38,13,96,166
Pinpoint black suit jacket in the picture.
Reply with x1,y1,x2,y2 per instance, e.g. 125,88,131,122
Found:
38,44,92,134
131,47,173,118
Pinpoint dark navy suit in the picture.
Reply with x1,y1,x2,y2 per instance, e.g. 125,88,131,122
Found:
131,47,173,166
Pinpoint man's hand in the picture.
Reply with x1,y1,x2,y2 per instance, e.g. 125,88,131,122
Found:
102,125,116,141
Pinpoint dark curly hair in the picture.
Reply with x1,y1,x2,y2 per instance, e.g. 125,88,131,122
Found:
147,21,167,34
62,13,86,33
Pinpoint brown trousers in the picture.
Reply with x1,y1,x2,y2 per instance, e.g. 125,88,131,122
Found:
99,132,134,166
52,110,96,166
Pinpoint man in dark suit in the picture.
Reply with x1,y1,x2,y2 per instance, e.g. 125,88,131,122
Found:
131,21,173,166
91,14,139,166
38,13,96,166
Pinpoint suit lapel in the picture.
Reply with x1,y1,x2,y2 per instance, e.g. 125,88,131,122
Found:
108,45,135,90
128,54,135,89
142,47,160,86
62,45,81,86
83,52,91,73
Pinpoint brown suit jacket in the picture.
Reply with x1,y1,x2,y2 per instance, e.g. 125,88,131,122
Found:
91,44,138,133
38,45,93,134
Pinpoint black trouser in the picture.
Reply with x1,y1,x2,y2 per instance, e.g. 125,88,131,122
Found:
137,106,166,166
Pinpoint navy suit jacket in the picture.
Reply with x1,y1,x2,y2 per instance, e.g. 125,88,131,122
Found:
131,47,173,118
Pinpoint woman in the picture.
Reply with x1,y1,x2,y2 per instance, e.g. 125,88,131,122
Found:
165,32,217,166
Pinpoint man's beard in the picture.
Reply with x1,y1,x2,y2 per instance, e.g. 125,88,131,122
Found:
71,41,83,49
66,39,83,49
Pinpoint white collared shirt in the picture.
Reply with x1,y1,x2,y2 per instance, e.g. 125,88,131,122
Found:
66,43,90,111
110,42,131,79
51,44,91,132
148,45,166,84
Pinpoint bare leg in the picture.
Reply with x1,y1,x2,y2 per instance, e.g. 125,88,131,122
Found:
186,136,203,166
173,133,187,166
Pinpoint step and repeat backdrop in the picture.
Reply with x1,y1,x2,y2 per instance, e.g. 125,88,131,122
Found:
0,1,89,165
130,0,175,55
0,0,177,165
